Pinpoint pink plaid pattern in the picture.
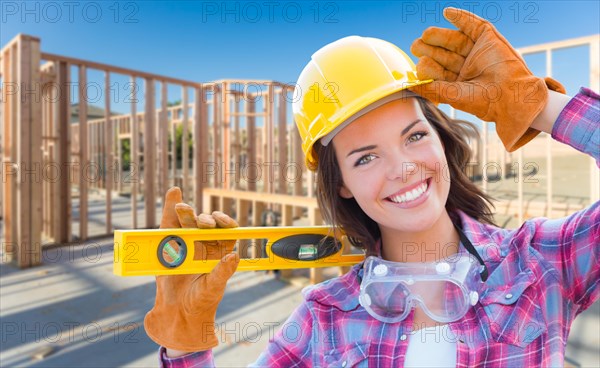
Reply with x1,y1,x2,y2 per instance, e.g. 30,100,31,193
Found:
159,88,599,367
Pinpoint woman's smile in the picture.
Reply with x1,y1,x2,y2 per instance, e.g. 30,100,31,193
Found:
384,177,432,208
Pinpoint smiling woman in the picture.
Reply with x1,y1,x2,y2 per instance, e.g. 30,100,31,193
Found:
144,7,599,367
316,92,496,257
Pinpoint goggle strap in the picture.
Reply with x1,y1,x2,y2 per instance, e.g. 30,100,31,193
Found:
455,225,489,282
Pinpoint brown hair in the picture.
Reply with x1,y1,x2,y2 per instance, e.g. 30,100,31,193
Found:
314,94,497,254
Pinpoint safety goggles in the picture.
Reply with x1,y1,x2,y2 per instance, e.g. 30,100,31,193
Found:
358,228,488,324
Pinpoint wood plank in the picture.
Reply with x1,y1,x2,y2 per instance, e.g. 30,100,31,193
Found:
2,46,16,261
78,65,88,241
278,89,287,194
160,82,168,201
251,201,266,258
26,38,43,267
212,86,220,187
105,71,113,233
246,100,257,192
236,198,250,257
193,86,207,214
144,78,156,228
55,61,71,243
222,82,230,190
130,77,138,229
182,86,189,196
203,188,318,209
279,204,294,278
233,98,240,190
16,40,30,266
266,84,274,194
40,52,204,88
292,125,304,218
171,112,176,190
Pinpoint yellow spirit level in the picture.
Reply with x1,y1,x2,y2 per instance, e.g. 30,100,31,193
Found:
114,226,365,276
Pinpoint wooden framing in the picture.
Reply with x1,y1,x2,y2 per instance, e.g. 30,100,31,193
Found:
0,35,43,267
3,33,596,287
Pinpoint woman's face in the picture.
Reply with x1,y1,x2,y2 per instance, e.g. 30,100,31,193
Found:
332,97,450,236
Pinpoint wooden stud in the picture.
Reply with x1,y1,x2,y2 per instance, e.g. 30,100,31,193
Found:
278,88,287,194
78,65,88,241
160,81,168,201
182,86,189,196
44,61,70,244
266,84,274,195
17,35,43,266
236,198,250,257
279,204,294,278
130,76,138,229
292,125,304,218
104,71,113,234
251,201,266,258
144,78,156,228
193,85,207,214
246,99,257,192
222,82,230,190
212,86,221,187
171,111,176,189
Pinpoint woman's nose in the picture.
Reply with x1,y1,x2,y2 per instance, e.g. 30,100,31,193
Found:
385,154,419,182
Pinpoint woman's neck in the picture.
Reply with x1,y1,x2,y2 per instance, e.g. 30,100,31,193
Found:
379,210,460,263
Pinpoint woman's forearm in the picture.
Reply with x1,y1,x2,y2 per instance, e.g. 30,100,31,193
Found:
530,90,572,135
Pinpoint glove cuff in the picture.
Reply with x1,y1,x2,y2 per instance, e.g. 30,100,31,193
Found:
144,310,219,352
503,77,565,152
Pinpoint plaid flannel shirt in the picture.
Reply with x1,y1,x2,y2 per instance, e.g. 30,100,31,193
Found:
160,87,599,367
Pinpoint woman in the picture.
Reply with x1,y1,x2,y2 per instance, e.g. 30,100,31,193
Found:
146,8,599,367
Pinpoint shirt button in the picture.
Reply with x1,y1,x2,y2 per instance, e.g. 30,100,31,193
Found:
341,360,347,367
505,293,513,299
400,334,407,341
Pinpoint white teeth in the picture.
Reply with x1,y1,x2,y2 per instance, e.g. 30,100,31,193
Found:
388,181,428,204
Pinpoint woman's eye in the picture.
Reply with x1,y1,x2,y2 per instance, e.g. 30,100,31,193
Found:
354,154,376,167
408,131,428,143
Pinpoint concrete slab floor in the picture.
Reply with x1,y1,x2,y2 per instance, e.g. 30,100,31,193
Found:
1,236,598,367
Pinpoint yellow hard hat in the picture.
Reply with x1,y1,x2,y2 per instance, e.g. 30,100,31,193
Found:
292,36,432,171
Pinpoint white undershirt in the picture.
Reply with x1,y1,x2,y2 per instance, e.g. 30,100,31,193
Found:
404,324,457,368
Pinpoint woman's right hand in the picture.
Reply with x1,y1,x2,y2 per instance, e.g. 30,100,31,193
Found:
144,187,239,354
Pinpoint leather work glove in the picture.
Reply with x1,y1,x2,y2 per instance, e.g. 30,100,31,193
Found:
144,187,239,352
410,7,565,151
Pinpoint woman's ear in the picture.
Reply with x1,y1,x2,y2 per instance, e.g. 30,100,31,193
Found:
339,185,353,199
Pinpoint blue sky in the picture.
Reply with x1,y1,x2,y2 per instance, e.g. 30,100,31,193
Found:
2,0,599,114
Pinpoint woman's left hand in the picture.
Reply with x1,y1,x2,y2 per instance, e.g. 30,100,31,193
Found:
409,7,564,151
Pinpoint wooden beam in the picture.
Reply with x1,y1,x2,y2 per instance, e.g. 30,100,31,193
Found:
160,81,168,202
266,84,274,194
203,188,318,209
130,77,138,229
53,62,73,243
41,52,204,88
246,99,257,192
144,78,156,228
212,86,221,187
78,65,88,241
182,86,189,196
278,89,287,195
20,35,43,265
104,71,113,234
222,82,230,190
233,98,241,190
292,124,304,218
193,85,207,214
